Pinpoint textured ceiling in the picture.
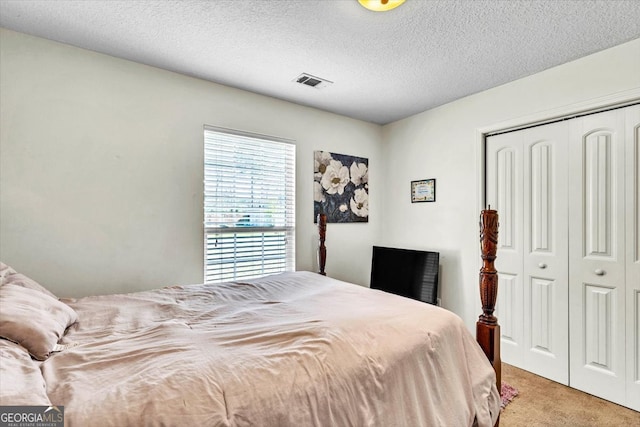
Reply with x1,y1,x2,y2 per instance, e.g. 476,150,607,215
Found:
1,0,639,124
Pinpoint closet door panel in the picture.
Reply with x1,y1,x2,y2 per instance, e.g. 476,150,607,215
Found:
626,105,640,411
486,133,524,366
584,132,615,258
523,122,569,384
496,273,520,347
529,277,554,350
569,109,626,406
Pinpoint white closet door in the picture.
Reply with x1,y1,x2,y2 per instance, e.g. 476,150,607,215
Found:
486,132,524,367
569,108,627,406
626,104,640,411
522,122,569,384
487,122,568,383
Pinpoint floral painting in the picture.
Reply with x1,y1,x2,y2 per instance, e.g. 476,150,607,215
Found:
314,151,368,223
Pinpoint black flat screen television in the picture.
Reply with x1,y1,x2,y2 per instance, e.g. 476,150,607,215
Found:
370,246,439,305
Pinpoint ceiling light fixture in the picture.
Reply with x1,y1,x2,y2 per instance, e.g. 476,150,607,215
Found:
358,0,405,12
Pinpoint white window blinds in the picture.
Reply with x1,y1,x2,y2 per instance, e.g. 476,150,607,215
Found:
204,127,295,283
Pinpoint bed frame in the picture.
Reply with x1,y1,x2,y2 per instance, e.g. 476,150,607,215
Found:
316,211,501,424
477,209,501,396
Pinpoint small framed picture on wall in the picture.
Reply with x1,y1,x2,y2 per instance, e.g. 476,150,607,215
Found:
411,178,436,203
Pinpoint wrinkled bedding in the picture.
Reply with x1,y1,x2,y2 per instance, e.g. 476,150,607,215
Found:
41,272,499,426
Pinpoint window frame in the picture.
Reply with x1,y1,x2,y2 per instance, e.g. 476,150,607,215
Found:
203,126,296,283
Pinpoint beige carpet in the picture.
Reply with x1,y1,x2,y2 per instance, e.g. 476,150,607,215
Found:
500,363,640,426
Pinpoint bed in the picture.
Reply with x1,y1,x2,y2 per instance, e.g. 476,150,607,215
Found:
0,211,501,427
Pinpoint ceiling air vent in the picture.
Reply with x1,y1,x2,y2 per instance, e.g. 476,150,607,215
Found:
294,73,333,89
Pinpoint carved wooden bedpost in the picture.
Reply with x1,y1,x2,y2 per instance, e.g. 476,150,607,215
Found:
317,213,327,275
477,208,501,399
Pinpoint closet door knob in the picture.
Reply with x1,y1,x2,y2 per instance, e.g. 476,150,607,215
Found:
594,269,605,276
538,263,547,269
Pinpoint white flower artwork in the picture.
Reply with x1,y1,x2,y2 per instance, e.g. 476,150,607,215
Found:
313,181,326,203
350,188,369,218
320,160,350,195
350,161,368,186
314,151,369,223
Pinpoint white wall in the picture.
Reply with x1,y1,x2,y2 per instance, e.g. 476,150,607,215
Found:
0,28,382,297
2,27,639,330
380,38,640,330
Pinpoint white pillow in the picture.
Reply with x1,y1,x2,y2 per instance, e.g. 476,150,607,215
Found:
0,284,78,360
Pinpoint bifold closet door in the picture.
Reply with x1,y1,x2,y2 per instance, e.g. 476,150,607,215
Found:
487,131,524,368
568,108,627,406
487,121,569,384
625,105,640,412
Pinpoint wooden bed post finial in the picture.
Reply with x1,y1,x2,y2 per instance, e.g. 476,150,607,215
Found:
318,213,327,276
476,208,501,406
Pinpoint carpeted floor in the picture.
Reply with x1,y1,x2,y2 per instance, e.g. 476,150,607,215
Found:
500,363,640,426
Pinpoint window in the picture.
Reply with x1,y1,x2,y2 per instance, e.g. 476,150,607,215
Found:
204,127,295,283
